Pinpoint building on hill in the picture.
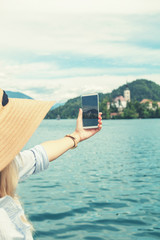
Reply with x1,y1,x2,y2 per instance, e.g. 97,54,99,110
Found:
140,99,153,109
140,99,160,110
113,85,131,112
124,85,131,102
114,96,127,112
108,85,131,117
107,102,110,110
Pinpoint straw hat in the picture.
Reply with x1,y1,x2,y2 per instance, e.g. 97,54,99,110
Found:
0,89,55,171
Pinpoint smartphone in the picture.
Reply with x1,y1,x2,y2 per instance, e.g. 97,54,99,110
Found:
81,93,99,129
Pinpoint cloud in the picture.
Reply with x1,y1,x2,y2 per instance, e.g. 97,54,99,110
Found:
0,0,160,102
1,64,160,102
0,13,160,61
22,73,160,102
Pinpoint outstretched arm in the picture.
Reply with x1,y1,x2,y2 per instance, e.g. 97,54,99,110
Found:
41,108,102,162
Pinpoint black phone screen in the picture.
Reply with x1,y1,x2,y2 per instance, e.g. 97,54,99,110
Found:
82,94,99,128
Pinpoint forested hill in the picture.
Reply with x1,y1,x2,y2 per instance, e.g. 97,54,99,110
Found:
110,79,160,101
46,79,160,119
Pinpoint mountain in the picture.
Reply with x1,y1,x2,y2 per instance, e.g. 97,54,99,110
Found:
51,102,65,110
6,91,64,110
46,79,160,119
6,91,33,99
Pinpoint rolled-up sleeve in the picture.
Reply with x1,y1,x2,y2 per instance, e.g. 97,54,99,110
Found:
14,145,49,182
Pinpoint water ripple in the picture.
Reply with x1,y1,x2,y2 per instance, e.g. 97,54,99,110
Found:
30,206,94,221
19,119,160,240
89,201,128,209
93,218,147,226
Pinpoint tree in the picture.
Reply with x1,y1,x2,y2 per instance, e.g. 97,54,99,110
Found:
123,102,138,119
99,97,110,119
155,108,160,118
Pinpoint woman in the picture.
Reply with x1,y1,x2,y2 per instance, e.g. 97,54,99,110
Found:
0,88,102,239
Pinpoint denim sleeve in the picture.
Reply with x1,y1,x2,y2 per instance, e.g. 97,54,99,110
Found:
14,145,49,182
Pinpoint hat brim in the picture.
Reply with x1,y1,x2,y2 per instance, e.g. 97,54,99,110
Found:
0,98,55,171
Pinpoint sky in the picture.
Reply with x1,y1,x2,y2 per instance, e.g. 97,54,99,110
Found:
0,0,160,102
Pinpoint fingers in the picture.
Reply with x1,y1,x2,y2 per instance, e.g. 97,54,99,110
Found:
98,112,102,128
98,119,102,124
99,112,102,118
98,123,102,129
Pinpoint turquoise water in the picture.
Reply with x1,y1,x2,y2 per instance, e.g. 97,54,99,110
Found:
18,119,160,240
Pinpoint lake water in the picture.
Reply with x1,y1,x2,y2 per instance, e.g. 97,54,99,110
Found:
18,119,160,240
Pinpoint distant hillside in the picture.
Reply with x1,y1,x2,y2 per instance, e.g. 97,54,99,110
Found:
51,102,65,110
46,96,81,119
110,79,160,101
6,91,33,99
47,79,160,119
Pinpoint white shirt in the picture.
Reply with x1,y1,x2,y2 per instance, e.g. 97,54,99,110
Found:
0,145,49,240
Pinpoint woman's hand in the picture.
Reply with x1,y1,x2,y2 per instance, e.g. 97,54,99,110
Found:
71,108,102,143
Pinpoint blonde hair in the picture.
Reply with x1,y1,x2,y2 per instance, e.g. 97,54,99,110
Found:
0,160,33,231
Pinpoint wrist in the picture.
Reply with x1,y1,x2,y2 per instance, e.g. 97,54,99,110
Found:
71,132,81,144
65,134,78,149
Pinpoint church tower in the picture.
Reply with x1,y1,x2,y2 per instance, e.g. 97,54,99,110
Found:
124,84,131,102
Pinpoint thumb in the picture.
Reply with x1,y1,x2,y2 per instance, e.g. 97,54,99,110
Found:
78,108,83,118
77,108,83,127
